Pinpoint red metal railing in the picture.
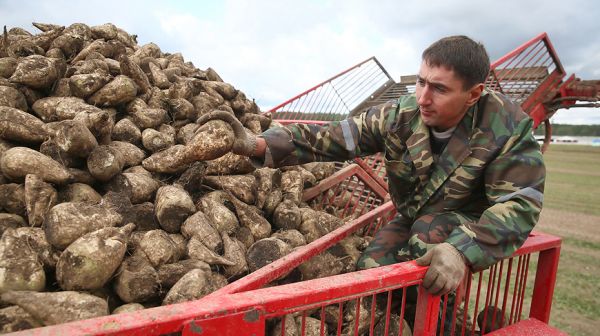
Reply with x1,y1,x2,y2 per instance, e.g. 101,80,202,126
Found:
276,33,569,184
487,32,566,128
273,120,390,191
207,163,391,297
441,232,562,336
6,35,569,336
13,232,561,336
268,33,568,130
10,165,561,335
268,57,394,121
354,152,388,191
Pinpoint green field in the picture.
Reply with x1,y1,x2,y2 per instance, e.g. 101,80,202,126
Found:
535,145,600,335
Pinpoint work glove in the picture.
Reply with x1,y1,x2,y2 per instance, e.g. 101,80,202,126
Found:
415,242,467,296
196,110,258,156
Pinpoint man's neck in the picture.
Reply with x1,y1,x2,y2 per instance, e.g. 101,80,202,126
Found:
432,105,470,132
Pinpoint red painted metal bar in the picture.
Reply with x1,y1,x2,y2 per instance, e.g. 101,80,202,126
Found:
275,119,329,126
15,232,561,335
461,274,473,336
399,287,408,335
206,201,396,297
352,297,362,335
354,154,388,191
491,260,504,330
509,231,561,255
302,164,388,201
508,255,524,325
438,295,448,336
493,40,545,89
491,33,548,69
538,32,566,75
269,57,393,120
15,261,427,336
517,254,532,322
479,263,497,333
529,244,561,323
500,258,513,328
486,318,568,336
181,309,265,336
471,272,484,336
522,70,564,113
269,57,379,113
414,285,442,336
493,39,543,79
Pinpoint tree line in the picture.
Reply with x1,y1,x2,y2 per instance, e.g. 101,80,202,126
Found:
534,124,600,136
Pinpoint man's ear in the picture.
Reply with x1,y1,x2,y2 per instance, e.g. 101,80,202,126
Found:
465,83,485,107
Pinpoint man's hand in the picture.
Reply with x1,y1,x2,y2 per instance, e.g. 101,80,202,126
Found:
196,111,258,156
415,242,467,296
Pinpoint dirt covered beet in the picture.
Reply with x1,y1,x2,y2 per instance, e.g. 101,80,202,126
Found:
0,21,350,333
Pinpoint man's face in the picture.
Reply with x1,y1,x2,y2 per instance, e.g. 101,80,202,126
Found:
415,61,482,131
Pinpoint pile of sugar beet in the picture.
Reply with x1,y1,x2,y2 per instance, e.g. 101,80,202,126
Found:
0,22,391,335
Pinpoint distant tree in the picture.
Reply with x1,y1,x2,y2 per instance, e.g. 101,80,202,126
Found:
534,124,600,136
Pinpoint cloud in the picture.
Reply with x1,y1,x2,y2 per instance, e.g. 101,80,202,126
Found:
553,107,600,124
1,0,599,123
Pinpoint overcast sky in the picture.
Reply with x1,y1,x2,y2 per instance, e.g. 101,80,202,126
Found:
2,0,599,124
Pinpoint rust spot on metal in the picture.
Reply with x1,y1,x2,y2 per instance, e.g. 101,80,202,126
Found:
101,321,121,330
243,309,260,322
188,321,203,334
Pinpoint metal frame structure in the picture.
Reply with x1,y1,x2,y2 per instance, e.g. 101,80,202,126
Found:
269,57,394,121
8,33,582,336
268,32,599,150
12,232,561,336
207,164,392,297
9,165,563,335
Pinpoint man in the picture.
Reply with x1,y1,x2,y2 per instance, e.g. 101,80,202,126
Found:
198,35,545,297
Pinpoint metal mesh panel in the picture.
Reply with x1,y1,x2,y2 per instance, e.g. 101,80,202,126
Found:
268,286,414,336
487,34,564,109
354,153,387,191
269,57,394,121
440,254,534,336
205,164,393,297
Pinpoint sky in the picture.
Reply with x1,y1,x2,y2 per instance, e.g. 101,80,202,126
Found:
1,0,599,124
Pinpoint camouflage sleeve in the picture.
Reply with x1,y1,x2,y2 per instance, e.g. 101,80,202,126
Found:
445,117,545,271
259,100,398,167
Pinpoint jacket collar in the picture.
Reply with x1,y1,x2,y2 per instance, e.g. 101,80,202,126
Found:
406,101,479,211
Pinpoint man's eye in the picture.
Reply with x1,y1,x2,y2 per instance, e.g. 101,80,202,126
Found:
434,85,446,93
417,79,426,86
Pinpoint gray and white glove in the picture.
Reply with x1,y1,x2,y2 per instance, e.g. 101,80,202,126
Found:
416,242,467,296
196,110,257,156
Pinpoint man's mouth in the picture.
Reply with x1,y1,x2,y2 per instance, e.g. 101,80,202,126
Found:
421,109,434,116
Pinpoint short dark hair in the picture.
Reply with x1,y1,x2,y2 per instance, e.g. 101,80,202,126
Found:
422,35,490,90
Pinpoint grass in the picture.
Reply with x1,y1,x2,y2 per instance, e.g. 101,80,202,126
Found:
543,145,600,216
535,144,600,335
459,144,600,335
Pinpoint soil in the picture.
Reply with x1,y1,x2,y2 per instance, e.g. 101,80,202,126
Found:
537,208,600,243
535,207,600,336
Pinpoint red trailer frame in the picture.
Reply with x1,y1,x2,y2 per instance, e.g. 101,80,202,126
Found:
6,163,563,335
12,232,561,336
267,32,600,152
6,33,578,336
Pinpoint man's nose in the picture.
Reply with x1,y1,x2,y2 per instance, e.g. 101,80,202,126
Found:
417,86,432,106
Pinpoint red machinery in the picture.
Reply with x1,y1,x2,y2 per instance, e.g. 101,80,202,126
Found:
269,33,600,152
12,164,563,336
8,33,580,336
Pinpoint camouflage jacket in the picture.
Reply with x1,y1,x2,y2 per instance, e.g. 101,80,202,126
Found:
260,90,545,271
